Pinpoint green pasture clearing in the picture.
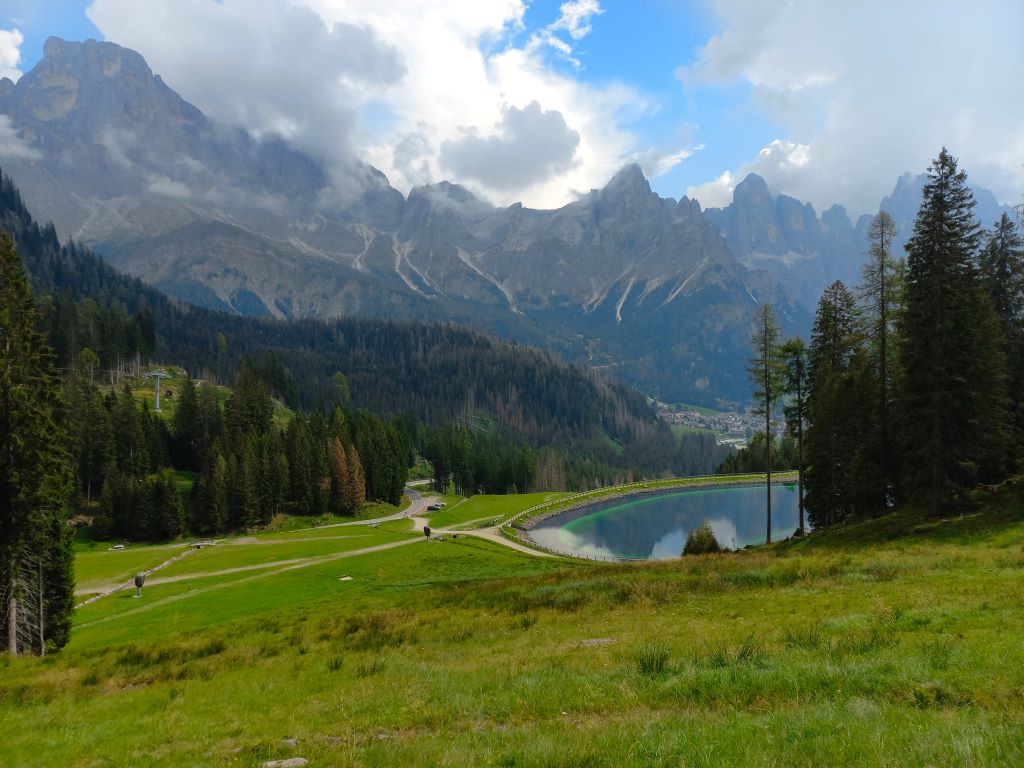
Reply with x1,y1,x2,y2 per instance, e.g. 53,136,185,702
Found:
75,544,191,592
72,536,558,649
424,492,568,529
669,423,726,440
266,498,410,532
154,528,410,579
2,483,1023,766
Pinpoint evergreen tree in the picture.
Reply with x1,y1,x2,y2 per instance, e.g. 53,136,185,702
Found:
192,450,229,534
172,375,201,469
860,210,903,495
64,376,114,504
980,212,1024,335
0,235,74,656
899,149,1010,510
805,281,880,526
197,381,224,457
779,337,809,532
151,470,184,540
979,212,1024,457
747,303,783,543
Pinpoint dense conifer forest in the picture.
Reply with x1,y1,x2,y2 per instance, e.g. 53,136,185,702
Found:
0,165,732,547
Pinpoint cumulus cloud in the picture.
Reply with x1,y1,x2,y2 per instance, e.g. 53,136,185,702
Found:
309,0,641,206
0,28,23,81
631,145,703,181
682,0,1024,214
440,101,579,192
85,0,659,208
391,128,435,188
87,0,404,180
689,140,810,209
0,115,39,160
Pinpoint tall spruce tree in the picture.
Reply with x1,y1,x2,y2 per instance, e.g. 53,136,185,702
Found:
899,148,1010,510
0,234,75,656
860,210,902,496
805,281,880,526
979,212,1024,458
779,337,809,533
747,303,783,543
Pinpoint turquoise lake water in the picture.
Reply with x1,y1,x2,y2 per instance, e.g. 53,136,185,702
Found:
530,484,802,560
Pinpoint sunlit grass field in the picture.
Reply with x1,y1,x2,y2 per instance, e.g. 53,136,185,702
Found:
2,485,1023,766
423,491,569,529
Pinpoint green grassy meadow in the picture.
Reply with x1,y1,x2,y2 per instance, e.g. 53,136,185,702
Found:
423,492,569,529
2,484,1024,766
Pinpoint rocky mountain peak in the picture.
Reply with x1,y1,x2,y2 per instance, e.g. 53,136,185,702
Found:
602,163,652,198
12,36,202,130
733,173,771,203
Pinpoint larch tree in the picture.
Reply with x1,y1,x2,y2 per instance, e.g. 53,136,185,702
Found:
0,234,75,656
346,444,366,510
747,303,783,543
329,437,351,515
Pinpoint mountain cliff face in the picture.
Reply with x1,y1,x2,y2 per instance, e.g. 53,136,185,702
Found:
0,37,807,406
705,171,1015,308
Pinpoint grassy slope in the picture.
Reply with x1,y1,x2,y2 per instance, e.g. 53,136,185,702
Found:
2,487,1024,766
423,492,569,529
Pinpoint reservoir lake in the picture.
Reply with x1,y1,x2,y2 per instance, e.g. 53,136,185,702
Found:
529,484,802,560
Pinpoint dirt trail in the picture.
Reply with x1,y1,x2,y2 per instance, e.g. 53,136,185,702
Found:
77,489,555,610
438,526,555,558
76,545,200,606
74,537,426,630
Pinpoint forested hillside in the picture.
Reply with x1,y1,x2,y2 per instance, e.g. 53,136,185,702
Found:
0,167,731,493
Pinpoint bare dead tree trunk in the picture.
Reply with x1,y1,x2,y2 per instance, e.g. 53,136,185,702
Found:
38,560,44,657
7,587,17,657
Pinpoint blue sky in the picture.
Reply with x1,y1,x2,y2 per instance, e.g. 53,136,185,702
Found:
2,1,1022,214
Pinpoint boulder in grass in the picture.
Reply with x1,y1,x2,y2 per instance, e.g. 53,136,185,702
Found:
262,759,308,767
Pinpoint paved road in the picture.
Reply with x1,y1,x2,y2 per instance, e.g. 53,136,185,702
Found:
291,487,554,558
293,488,428,530
450,525,555,557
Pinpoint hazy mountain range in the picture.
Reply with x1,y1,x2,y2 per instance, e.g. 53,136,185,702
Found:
0,38,1014,405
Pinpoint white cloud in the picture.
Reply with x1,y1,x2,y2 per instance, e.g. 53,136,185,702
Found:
552,0,603,40
682,0,1024,214
0,115,39,160
526,0,605,67
145,175,191,199
688,139,810,209
687,169,734,210
0,28,23,81
307,0,640,206
440,101,579,192
85,0,663,209
632,145,702,180
87,0,404,182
